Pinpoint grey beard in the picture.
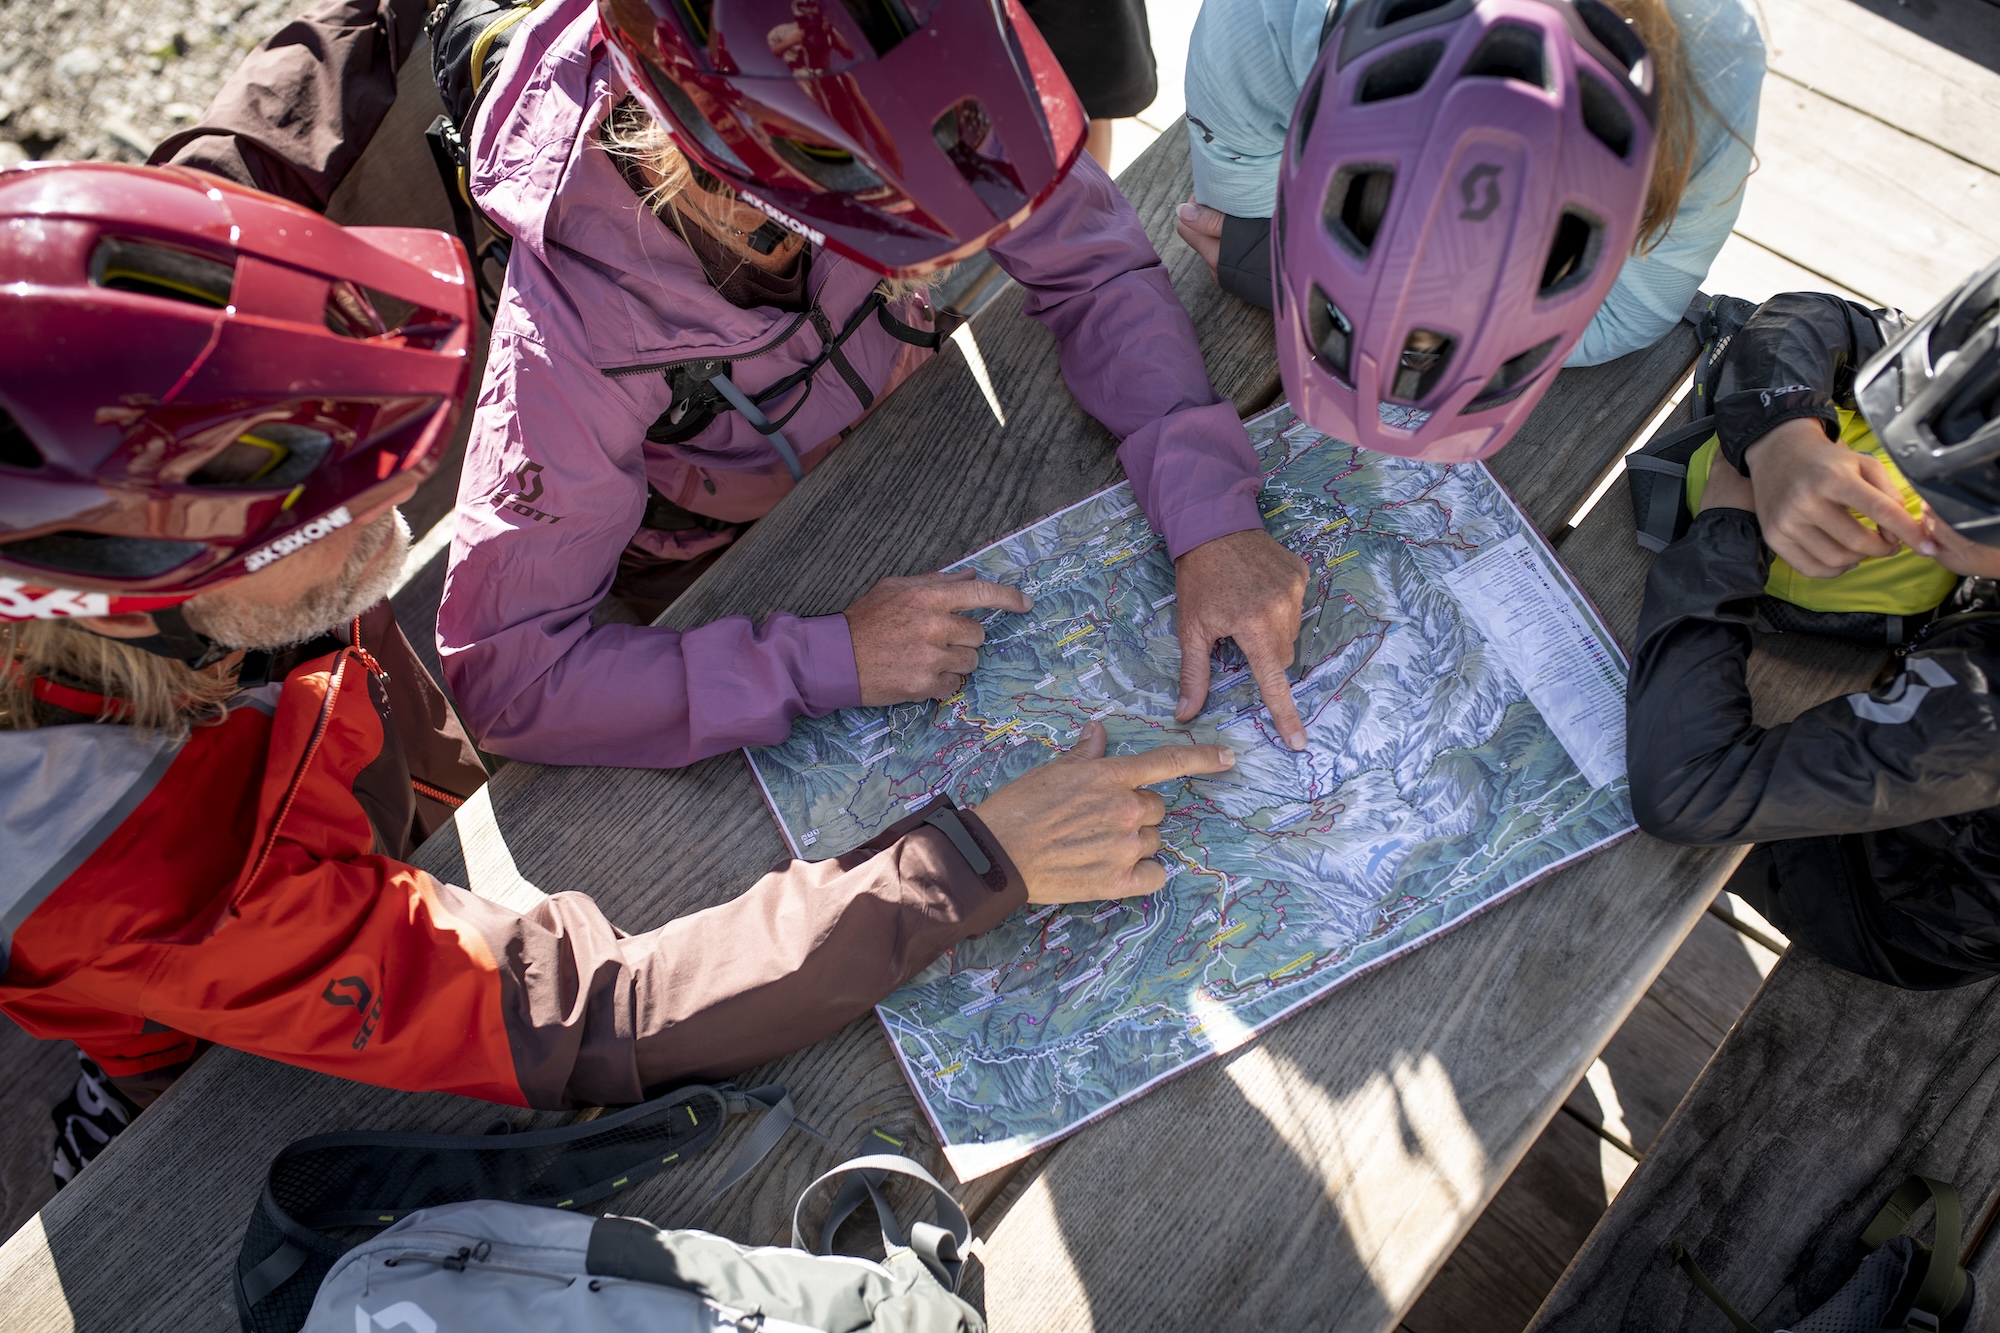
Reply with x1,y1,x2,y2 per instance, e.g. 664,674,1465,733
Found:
185,510,411,652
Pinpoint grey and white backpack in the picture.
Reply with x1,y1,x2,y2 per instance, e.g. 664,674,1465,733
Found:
236,1085,982,1333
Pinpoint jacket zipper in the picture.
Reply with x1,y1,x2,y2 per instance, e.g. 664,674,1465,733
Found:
599,304,814,380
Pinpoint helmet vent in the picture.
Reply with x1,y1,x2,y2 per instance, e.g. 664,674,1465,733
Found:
2,532,204,578
1294,70,1327,158
189,423,335,489
1307,285,1354,383
1390,329,1454,403
1460,24,1547,90
934,100,1028,217
324,282,461,351
770,136,883,194
1540,209,1602,295
88,238,234,309
639,69,747,172
1576,70,1635,158
1358,41,1445,103
0,407,43,471
838,0,917,58
1464,337,1559,412
1574,0,1646,74
1323,167,1395,260
1376,0,1455,28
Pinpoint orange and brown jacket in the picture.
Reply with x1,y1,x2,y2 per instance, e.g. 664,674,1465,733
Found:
0,604,1022,1108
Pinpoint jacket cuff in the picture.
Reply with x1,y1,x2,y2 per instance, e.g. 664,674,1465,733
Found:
861,797,1027,932
1118,401,1267,561
1714,393,1839,474
1216,213,1274,311
795,612,863,716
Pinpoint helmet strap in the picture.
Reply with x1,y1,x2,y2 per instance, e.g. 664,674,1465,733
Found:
120,603,236,670
746,220,788,255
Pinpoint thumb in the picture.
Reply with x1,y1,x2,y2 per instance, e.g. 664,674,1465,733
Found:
1058,719,1108,762
1176,201,1225,238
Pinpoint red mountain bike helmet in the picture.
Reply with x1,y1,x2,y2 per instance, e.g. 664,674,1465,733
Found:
599,0,1087,276
1274,0,1659,462
1857,255,2000,547
0,162,475,623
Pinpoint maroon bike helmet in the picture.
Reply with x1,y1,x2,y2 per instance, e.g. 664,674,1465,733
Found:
1274,0,1659,462
600,0,1087,276
0,162,475,624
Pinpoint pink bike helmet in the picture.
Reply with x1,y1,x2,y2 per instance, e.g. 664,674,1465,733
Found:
600,0,1087,276
0,163,475,623
1274,0,1659,462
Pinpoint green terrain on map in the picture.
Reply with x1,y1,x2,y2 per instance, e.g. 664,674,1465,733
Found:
745,407,1635,1176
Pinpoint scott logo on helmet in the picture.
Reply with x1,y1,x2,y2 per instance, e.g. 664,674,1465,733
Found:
243,506,352,572
1458,164,1503,222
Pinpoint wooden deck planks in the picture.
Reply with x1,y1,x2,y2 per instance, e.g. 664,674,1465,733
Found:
0,1029,78,1248
1730,78,2000,311
1758,0,2000,179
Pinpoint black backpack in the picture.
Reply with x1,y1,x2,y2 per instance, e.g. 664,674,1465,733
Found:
423,0,546,321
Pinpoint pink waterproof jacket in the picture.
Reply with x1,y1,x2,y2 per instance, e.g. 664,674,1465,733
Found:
438,0,1264,768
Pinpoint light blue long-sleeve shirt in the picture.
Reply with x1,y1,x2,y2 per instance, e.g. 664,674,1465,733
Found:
1184,0,1765,366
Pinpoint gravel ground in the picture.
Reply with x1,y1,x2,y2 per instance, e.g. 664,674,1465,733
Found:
0,0,300,168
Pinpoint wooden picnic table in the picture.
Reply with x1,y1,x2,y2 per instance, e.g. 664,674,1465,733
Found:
0,111,1880,1330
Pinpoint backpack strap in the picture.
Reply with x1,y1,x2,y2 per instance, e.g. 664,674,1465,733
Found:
1860,1176,1969,1327
791,1153,973,1292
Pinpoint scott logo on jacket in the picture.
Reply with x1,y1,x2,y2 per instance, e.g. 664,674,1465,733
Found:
322,975,384,1052
492,461,563,524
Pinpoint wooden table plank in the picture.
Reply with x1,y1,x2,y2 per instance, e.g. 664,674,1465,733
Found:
0,129,1716,1331
1530,950,2000,1332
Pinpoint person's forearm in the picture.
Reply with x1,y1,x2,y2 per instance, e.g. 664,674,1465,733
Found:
1630,509,2000,843
987,159,1265,557
433,803,1026,1106
1712,292,1888,472
442,611,860,768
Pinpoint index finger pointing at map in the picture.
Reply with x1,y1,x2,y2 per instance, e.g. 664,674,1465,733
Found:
931,576,1034,614
1104,743,1236,787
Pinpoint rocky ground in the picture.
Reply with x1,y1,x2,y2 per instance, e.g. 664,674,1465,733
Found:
0,0,300,168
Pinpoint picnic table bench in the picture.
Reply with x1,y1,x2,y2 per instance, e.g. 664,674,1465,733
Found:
0,65,1886,1329
1529,938,2000,1330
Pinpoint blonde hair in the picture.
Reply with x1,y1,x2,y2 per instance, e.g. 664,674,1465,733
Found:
599,109,941,300
2,621,237,737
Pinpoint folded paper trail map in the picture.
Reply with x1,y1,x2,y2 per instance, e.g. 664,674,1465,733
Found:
745,404,1635,1178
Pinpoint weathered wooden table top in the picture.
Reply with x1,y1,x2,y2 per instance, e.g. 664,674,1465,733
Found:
0,126,1877,1332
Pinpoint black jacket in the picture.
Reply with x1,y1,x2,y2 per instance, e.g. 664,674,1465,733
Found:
1631,499,2000,976
1628,289,2000,976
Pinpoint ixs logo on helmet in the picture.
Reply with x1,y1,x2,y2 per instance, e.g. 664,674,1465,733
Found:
322,973,384,1052
736,189,827,248
0,577,112,620
244,505,353,572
